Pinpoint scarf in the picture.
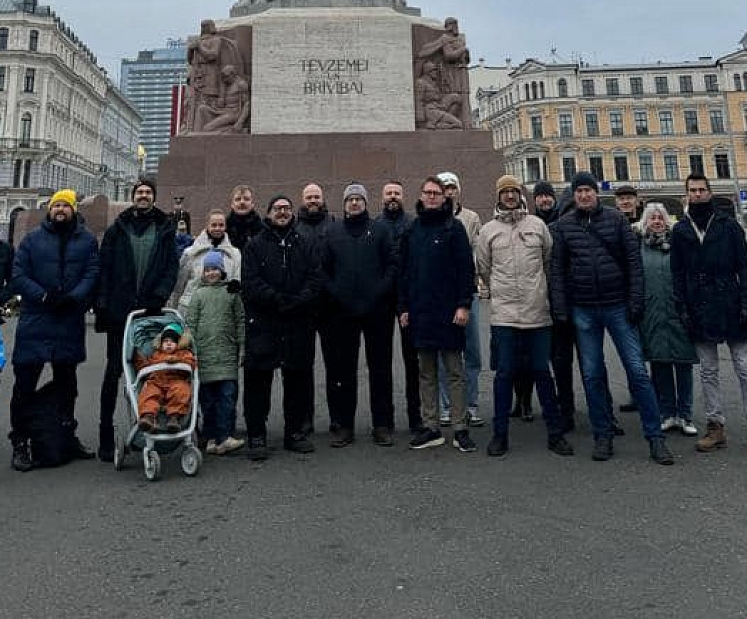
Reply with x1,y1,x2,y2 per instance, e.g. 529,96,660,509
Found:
643,229,671,252
493,205,527,225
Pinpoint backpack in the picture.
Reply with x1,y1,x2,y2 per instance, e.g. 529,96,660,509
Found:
28,381,77,468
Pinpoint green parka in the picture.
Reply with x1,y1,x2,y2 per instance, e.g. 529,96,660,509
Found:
186,280,245,383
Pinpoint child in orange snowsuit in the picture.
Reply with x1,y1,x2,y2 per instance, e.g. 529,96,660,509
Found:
136,323,196,434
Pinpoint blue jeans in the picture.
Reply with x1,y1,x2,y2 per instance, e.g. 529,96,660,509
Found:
199,380,238,444
572,304,662,440
490,326,565,439
439,294,481,411
650,362,693,422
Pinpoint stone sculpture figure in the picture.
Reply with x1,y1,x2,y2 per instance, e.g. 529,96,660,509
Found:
184,19,245,133
415,61,463,130
193,65,250,133
416,17,471,129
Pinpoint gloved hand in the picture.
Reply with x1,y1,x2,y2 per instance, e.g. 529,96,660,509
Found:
143,305,162,317
226,279,241,294
94,308,109,333
56,294,77,310
626,306,643,325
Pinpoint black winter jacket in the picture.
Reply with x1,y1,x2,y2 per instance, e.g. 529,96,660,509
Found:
241,222,323,370
671,209,747,343
226,210,263,252
550,203,643,320
398,200,475,351
96,206,178,328
322,211,397,317
295,207,335,247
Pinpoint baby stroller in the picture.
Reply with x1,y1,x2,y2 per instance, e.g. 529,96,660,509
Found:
113,308,202,481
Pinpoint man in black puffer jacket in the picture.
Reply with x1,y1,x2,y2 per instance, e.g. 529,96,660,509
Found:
550,172,673,465
321,182,397,448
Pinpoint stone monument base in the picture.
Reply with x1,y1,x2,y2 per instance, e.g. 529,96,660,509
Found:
157,131,503,223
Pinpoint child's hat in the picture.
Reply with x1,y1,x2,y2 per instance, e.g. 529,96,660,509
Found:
203,249,225,273
161,322,184,342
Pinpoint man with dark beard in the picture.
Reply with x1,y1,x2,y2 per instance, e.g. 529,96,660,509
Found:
95,178,179,462
376,180,423,432
671,173,747,453
226,184,263,251
10,190,99,470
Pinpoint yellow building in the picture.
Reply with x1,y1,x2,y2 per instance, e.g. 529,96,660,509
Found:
476,37,747,209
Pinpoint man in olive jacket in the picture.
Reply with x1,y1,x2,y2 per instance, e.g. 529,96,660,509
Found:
95,178,178,462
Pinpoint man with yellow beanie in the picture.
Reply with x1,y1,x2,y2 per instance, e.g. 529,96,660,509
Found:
9,188,100,471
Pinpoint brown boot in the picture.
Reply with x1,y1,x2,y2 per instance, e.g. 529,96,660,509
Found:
696,421,727,452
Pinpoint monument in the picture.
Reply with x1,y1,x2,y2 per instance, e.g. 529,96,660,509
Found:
157,0,503,221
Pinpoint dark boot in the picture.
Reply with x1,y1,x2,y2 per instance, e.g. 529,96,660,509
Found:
11,439,33,472
649,437,674,465
98,424,114,462
592,436,614,461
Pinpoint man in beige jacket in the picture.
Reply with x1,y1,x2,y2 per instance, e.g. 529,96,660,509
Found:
476,174,573,458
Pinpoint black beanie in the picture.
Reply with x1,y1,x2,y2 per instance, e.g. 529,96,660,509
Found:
533,181,556,199
131,178,157,201
570,172,598,193
267,194,293,214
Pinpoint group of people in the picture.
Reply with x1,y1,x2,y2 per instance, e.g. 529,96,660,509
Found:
4,168,747,472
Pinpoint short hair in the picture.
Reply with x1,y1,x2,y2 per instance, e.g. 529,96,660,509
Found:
230,184,254,201
420,175,444,192
685,172,711,192
383,180,403,188
206,208,225,223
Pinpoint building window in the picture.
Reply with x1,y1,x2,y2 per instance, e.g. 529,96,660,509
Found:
0,28,8,51
13,160,22,188
585,111,599,137
614,155,629,181
630,77,643,95
23,68,35,93
663,153,679,180
606,78,619,96
655,76,669,95
735,74,743,91
679,75,693,93
557,78,568,98
689,154,704,175
709,109,725,134
29,29,38,51
526,157,541,182
704,74,718,93
582,79,595,97
19,113,31,146
558,112,573,138
0,66,5,92
524,84,530,100
639,152,654,181
684,110,699,134
562,156,576,182
659,110,674,135
539,82,545,99
531,115,543,139
715,153,731,178
609,110,624,136
589,156,604,182
23,160,31,188
531,81,538,100
634,110,648,135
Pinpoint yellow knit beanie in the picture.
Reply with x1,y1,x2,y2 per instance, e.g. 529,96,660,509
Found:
49,189,77,211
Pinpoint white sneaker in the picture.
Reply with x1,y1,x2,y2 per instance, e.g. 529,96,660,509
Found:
205,439,218,455
467,407,485,427
215,436,245,455
681,420,698,436
661,417,680,432
439,410,452,427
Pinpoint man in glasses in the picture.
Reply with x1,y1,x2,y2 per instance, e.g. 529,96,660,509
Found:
399,176,477,453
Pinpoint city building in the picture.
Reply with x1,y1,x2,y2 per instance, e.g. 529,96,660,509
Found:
0,0,140,239
476,37,747,209
100,84,142,202
120,40,188,177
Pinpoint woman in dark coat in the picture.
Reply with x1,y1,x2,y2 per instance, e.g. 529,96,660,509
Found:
241,195,323,459
9,190,99,470
638,203,698,436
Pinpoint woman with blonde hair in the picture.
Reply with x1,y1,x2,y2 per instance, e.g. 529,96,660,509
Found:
638,202,698,436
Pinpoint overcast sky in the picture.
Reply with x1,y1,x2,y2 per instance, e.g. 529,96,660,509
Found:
52,0,744,83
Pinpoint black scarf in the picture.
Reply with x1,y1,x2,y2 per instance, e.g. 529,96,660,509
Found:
688,200,715,232
130,207,157,236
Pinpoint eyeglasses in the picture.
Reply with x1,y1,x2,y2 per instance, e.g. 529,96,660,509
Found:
421,190,444,197
271,204,292,212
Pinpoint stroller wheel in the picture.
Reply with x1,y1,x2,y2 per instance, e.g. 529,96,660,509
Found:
143,448,161,481
181,446,202,477
114,433,126,471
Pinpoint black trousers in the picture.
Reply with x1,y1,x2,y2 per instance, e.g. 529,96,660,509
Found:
9,362,78,442
323,312,394,430
99,328,125,449
393,317,422,429
244,367,310,439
